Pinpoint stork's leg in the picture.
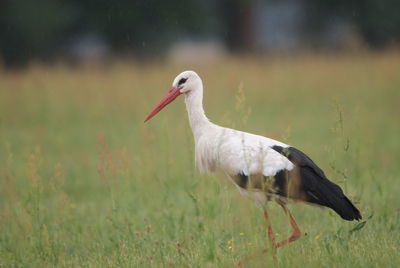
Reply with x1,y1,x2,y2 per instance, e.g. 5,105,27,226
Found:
263,207,278,262
263,208,276,246
237,205,301,267
274,203,301,248
237,207,275,267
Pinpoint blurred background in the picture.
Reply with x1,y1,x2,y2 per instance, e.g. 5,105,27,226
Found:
1,1,400,267
1,0,400,67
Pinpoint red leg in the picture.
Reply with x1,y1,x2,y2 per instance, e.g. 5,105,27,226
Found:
237,208,275,267
263,208,276,245
237,249,269,267
274,204,301,248
237,205,301,267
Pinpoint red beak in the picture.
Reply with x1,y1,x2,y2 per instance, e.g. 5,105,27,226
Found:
144,87,182,122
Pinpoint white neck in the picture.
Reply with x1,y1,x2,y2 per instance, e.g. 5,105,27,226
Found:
184,84,212,140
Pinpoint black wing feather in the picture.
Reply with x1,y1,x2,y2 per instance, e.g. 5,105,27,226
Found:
272,146,362,221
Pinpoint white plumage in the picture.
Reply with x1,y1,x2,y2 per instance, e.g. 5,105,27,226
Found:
181,71,292,177
144,70,362,263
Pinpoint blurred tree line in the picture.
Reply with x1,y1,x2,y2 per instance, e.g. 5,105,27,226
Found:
304,0,400,47
1,0,400,67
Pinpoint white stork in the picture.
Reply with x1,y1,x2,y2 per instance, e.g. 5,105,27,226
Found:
144,71,361,260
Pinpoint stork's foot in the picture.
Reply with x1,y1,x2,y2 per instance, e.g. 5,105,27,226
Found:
274,227,301,248
273,203,302,248
237,249,269,267
237,206,301,267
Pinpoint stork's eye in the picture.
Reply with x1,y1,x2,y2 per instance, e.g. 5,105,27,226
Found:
178,78,188,86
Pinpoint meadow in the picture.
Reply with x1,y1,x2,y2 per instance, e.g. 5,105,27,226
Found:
0,52,399,267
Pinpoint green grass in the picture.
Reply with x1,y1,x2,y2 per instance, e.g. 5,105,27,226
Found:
1,52,400,267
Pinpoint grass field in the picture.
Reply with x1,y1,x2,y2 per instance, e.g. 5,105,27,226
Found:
1,52,400,267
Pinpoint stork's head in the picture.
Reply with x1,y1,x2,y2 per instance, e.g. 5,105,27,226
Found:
172,70,201,94
144,70,201,122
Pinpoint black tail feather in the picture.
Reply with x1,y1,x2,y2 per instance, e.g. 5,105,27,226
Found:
301,168,362,221
271,146,362,221
328,194,362,221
